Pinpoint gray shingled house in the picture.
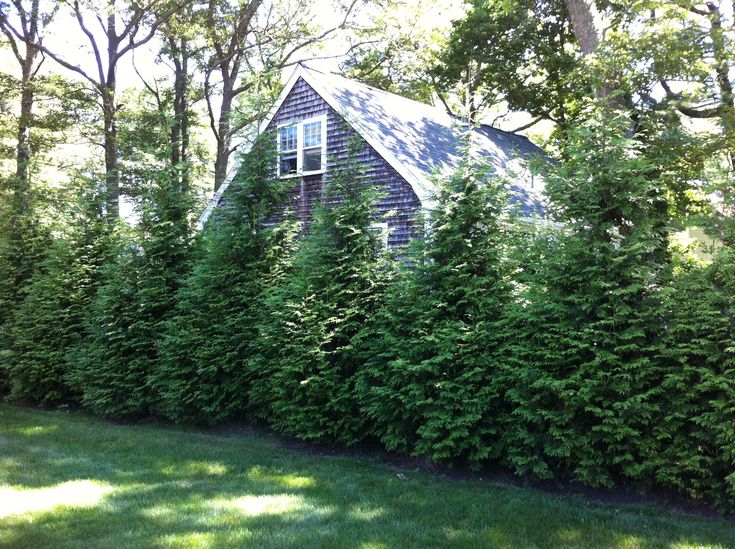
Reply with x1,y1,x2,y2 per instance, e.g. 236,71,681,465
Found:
198,65,547,247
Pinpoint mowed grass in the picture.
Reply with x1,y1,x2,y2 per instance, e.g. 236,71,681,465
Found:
0,406,733,548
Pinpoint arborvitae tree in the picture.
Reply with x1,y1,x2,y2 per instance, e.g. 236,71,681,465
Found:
151,136,297,425
68,241,146,417
249,141,388,444
70,164,194,419
500,111,671,486
1,177,112,405
0,182,49,396
0,184,50,333
0,68,91,395
356,158,519,464
650,250,735,510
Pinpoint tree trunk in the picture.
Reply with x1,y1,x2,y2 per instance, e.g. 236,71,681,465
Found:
170,35,190,192
214,86,233,191
9,1,41,281
563,0,599,55
168,32,191,230
180,44,190,192
102,86,119,221
13,49,36,221
706,2,735,168
564,0,628,109
103,2,119,221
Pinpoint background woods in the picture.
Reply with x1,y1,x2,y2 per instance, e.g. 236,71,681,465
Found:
1,0,735,512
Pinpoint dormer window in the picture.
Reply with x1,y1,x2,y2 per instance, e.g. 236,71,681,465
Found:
278,115,327,177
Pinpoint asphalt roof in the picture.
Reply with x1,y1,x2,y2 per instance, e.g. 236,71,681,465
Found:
302,67,548,217
198,67,549,229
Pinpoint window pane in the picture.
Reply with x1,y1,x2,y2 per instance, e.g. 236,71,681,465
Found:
280,152,297,174
303,147,321,172
303,121,322,148
280,126,297,151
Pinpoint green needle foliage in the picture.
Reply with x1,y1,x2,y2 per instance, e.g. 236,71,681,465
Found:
151,135,298,425
70,164,195,419
357,153,520,465
500,111,672,487
250,140,389,445
651,250,735,509
1,177,111,406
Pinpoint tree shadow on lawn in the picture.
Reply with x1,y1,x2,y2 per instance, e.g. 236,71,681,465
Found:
1,408,734,548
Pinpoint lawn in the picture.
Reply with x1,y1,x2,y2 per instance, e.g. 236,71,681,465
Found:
0,406,733,548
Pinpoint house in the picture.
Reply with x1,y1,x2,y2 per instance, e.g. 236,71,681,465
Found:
198,65,547,247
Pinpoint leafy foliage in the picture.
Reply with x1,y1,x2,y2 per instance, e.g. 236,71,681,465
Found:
431,0,585,126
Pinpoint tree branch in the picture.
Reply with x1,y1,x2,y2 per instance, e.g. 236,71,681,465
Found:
509,116,545,133
67,0,105,84
31,40,100,88
132,49,162,112
0,21,24,65
203,70,220,141
117,0,191,60
660,79,724,118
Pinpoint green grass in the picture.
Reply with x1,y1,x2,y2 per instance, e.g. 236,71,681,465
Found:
0,406,733,548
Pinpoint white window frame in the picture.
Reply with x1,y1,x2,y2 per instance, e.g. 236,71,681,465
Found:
277,114,327,178
369,222,390,249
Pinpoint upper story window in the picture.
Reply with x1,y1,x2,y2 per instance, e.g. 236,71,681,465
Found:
278,115,327,177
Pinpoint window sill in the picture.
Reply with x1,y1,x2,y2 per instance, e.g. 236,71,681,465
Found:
279,169,326,179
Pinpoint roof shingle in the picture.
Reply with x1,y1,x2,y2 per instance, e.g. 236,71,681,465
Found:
301,67,547,217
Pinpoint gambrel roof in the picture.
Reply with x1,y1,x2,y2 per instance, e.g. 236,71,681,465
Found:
198,65,547,229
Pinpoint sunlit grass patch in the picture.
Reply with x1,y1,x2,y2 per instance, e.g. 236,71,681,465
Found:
0,405,734,549
208,493,306,517
0,480,113,518
159,460,229,477
15,425,59,437
157,531,216,548
246,465,315,489
348,505,385,521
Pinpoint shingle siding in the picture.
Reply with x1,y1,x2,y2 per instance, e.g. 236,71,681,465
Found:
265,77,421,248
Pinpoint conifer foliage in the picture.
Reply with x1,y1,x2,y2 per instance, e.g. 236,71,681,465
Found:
250,141,388,444
152,136,297,425
1,178,111,405
70,166,194,419
358,157,518,464
652,251,735,509
500,112,671,486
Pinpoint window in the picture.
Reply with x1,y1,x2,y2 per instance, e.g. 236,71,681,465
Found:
369,222,390,249
278,116,326,177
279,125,298,175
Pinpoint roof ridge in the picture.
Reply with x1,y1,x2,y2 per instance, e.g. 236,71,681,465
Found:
300,65,455,117
301,66,537,143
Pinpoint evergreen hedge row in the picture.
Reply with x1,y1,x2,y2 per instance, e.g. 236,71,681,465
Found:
1,123,734,511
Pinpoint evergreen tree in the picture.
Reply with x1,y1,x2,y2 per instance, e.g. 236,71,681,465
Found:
500,111,671,486
650,250,735,509
250,140,388,444
152,136,297,425
70,164,194,418
357,156,519,464
1,177,111,405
